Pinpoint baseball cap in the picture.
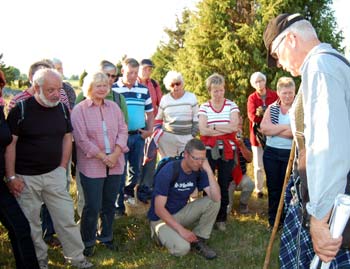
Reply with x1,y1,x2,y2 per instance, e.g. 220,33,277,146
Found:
140,59,155,67
263,13,304,67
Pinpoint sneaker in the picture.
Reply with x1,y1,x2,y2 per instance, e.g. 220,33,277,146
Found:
239,203,249,214
191,237,217,259
83,246,95,257
215,221,226,231
69,258,94,268
38,259,48,269
101,240,118,251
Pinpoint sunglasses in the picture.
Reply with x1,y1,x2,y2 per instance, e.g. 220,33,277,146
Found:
170,82,181,87
105,73,118,79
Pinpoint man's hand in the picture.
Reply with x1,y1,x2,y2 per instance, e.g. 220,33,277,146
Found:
7,176,25,197
178,226,198,243
255,106,265,117
310,215,342,262
201,159,212,173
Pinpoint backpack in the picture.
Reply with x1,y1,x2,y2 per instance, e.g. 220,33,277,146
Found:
137,154,184,203
17,99,68,126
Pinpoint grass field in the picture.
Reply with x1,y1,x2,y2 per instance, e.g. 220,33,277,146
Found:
0,167,281,269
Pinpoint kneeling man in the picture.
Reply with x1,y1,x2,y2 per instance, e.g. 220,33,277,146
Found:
147,138,221,259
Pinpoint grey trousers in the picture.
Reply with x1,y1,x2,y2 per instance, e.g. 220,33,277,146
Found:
17,167,85,263
150,196,220,256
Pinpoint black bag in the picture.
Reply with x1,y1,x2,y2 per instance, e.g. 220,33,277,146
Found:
253,122,266,149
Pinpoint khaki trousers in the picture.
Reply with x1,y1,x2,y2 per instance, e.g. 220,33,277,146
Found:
17,167,85,263
150,196,220,256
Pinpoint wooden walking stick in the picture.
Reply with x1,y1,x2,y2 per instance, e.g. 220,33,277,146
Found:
263,141,296,269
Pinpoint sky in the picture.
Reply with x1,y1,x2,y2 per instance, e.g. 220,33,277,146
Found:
2,0,349,77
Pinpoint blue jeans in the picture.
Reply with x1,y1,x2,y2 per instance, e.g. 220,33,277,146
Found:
116,134,145,213
263,146,290,227
0,178,39,268
80,171,121,247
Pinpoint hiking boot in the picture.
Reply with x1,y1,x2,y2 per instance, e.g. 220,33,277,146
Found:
215,221,226,231
191,237,217,260
101,240,118,251
239,203,249,214
69,258,94,268
83,246,95,257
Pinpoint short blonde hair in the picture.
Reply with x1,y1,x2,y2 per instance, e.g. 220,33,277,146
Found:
276,77,295,92
206,73,225,91
82,71,109,98
163,71,184,91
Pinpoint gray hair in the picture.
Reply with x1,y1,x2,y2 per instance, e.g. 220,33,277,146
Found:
33,68,62,87
100,60,117,73
206,73,225,91
163,71,184,91
250,72,266,87
279,20,317,42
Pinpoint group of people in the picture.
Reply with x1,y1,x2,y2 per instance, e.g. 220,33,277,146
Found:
0,12,350,269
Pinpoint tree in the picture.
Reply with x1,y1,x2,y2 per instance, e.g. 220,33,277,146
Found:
151,0,343,124
0,54,21,87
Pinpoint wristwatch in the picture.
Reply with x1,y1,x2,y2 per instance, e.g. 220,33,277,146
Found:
4,175,16,183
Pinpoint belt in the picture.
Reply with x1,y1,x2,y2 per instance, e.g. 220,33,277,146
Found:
128,130,141,135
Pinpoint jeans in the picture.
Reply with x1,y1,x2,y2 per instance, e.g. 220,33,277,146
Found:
116,134,145,213
263,146,291,227
80,171,121,247
0,178,39,268
207,150,234,222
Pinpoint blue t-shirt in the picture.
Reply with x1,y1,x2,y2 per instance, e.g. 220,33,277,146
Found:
147,160,209,221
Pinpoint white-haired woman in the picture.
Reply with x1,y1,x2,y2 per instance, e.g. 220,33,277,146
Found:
247,71,278,198
155,71,199,158
71,72,128,257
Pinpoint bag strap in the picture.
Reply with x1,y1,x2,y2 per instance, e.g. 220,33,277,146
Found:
317,51,350,68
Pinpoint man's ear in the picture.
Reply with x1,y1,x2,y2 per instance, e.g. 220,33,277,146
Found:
33,84,40,94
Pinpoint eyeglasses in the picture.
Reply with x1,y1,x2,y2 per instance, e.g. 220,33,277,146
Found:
189,153,207,161
105,73,118,79
271,35,286,60
170,82,181,87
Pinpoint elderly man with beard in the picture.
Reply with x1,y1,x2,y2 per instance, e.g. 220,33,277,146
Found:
5,68,93,269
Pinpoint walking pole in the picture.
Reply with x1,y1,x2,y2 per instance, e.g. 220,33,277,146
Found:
263,141,296,269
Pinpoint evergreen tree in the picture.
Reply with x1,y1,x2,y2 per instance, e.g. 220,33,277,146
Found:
152,0,343,123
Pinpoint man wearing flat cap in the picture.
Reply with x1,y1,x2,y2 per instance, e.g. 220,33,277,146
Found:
263,13,350,268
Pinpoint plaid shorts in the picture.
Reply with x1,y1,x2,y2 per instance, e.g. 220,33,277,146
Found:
280,198,350,268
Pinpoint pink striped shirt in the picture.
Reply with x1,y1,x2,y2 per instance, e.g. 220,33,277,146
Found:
71,99,128,178
7,88,70,112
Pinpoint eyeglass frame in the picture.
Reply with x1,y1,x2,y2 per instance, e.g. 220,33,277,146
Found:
105,73,118,79
271,34,287,60
188,152,207,161
170,81,181,88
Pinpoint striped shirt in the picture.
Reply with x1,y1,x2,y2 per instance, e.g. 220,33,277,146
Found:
71,99,129,178
8,88,70,113
112,80,153,131
156,91,199,135
198,99,239,149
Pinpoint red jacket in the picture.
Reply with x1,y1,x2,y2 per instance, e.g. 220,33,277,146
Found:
247,88,278,146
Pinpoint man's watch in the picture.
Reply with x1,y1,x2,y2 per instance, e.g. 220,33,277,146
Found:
4,175,16,183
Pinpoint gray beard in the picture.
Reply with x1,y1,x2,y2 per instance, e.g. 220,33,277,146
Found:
39,89,59,107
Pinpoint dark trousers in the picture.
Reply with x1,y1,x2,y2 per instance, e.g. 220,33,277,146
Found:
0,178,39,268
207,150,234,222
80,172,121,247
263,146,290,227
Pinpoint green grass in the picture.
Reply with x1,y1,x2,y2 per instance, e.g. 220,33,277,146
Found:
0,182,281,269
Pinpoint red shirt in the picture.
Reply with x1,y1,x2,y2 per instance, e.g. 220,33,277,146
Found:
247,88,278,146
138,78,162,116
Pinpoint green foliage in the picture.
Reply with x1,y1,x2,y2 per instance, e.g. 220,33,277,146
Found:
151,0,343,120
0,54,21,87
